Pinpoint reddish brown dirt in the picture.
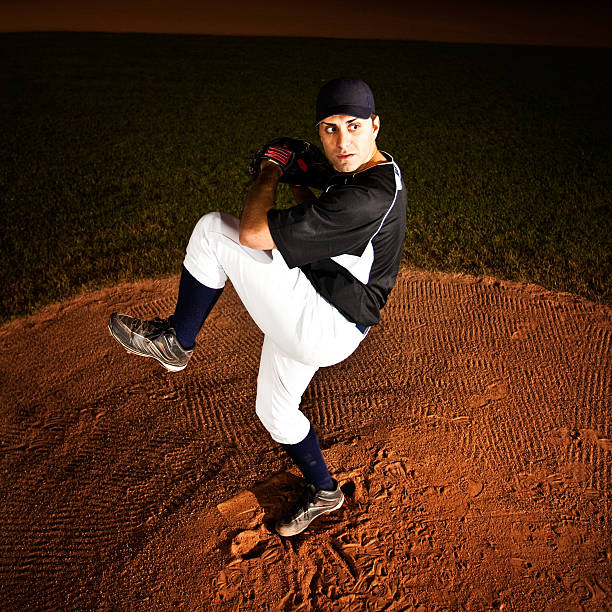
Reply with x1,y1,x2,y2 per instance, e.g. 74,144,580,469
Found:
0,269,610,610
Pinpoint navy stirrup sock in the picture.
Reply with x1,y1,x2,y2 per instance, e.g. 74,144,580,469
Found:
172,265,223,350
281,425,335,491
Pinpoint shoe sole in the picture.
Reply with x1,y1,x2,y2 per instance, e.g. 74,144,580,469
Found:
275,492,344,537
107,322,187,372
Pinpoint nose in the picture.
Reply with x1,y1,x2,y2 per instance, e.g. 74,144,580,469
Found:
337,127,350,150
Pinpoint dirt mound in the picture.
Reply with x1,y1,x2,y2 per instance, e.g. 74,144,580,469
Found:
0,270,610,609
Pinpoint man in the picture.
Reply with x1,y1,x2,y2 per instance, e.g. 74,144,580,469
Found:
108,77,407,537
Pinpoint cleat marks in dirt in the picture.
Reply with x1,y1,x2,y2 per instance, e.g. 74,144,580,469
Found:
1,271,610,609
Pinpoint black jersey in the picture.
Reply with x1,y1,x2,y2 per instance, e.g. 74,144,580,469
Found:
268,152,407,327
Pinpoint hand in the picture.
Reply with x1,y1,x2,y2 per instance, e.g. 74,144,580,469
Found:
248,137,334,190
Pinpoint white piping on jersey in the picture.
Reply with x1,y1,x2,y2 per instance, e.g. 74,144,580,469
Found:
330,158,403,285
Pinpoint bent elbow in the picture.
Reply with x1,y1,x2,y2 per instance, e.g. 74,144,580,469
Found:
238,222,275,250
239,228,256,248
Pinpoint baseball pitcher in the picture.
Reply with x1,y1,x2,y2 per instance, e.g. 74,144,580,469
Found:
108,78,407,536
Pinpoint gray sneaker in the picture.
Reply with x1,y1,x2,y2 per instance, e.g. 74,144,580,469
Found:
108,313,193,372
275,480,344,537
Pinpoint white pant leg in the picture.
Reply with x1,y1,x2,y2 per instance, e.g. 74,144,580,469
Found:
255,335,317,444
183,211,366,444
183,212,364,367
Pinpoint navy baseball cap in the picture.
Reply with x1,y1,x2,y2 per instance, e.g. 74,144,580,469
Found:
315,78,376,125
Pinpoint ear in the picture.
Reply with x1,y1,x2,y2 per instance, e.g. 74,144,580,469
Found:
372,115,381,139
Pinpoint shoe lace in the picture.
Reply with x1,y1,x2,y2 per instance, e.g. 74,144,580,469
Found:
139,317,170,338
286,485,317,521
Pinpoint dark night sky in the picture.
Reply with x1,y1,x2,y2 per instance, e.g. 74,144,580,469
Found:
1,0,611,47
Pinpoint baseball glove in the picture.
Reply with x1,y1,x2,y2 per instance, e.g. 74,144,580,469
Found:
249,137,334,190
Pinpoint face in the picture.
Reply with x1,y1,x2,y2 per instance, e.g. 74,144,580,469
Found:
318,114,380,173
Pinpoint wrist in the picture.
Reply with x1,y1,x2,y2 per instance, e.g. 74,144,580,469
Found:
259,160,283,179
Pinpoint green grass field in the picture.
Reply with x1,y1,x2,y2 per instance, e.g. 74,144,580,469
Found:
1,32,610,322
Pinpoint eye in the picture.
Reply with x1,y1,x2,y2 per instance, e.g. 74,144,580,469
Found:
349,123,361,131
324,125,336,133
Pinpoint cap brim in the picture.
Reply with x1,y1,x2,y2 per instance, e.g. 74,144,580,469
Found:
315,104,374,125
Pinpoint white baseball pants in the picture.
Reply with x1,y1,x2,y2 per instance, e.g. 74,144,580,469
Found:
183,212,366,444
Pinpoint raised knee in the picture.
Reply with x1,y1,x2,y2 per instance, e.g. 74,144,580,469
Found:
188,212,238,251
192,211,222,239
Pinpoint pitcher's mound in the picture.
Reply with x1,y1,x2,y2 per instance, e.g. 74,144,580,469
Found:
0,269,610,609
